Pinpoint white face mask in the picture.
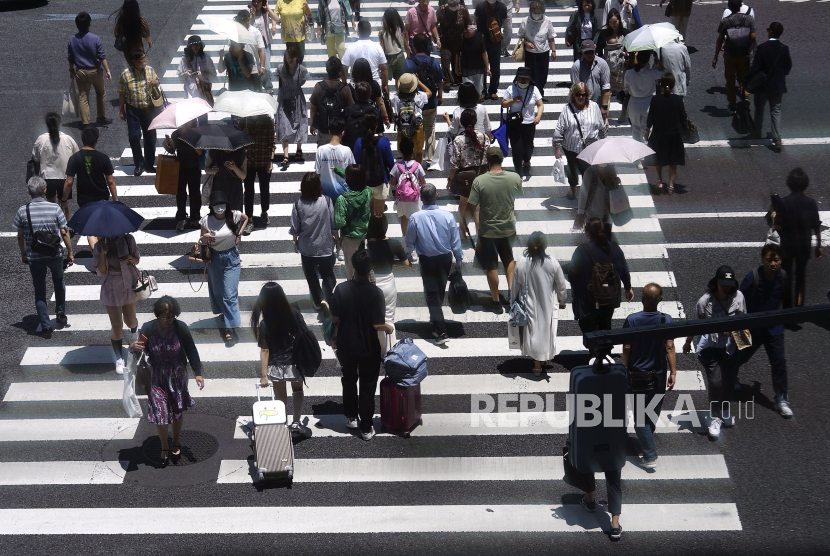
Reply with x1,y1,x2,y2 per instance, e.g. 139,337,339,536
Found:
517,82,530,90
531,13,543,20
213,204,227,215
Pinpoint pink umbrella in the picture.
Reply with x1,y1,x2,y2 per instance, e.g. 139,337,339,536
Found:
148,97,213,130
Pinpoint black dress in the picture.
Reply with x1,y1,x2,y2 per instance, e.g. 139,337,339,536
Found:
208,148,246,212
646,94,687,167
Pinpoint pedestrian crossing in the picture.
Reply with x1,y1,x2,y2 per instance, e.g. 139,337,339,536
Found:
0,0,743,540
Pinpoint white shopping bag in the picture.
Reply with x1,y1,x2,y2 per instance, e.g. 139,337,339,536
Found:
431,136,448,172
551,157,566,184
609,185,630,214
507,320,522,351
62,80,79,118
122,351,143,418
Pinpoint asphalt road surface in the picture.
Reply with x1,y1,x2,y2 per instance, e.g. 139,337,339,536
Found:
0,0,828,554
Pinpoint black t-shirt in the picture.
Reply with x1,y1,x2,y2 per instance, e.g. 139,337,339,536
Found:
330,280,385,357
368,238,407,274
461,32,486,75
224,51,256,91
171,129,201,170
774,191,821,259
65,148,114,206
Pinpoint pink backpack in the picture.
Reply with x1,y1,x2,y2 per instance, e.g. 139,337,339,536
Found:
395,161,421,202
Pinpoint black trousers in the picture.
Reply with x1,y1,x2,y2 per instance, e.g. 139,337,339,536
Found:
507,122,536,173
577,305,615,335
301,253,336,306
698,347,738,417
782,255,808,308
125,104,156,169
485,40,502,96
524,49,550,94
586,468,622,515
338,351,381,433
734,329,788,398
419,252,453,335
176,166,201,221
244,166,271,217
564,148,591,188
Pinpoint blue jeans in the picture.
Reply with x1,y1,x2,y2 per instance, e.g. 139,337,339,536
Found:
125,104,157,169
29,257,65,330
261,44,273,91
206,246,241,329
633,372,668,462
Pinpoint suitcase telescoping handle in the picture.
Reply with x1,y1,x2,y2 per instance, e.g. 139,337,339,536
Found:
256,381,275,401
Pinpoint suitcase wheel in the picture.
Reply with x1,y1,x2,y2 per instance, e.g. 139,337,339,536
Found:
418,418,423,426
257,471,264,483
403,430,411,439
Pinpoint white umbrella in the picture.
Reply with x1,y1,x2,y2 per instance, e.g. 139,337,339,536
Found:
576,136,654,165
212,90,277,117
148,97,213,130
203,16,256,45
622,22,681,52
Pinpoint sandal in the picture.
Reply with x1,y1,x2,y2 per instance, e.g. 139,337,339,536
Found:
220,328,233,343
280,157,290,168
533,367,542,377
666,183,675,195
159,449,169,468
293,151,305,162
653,181,665,195
489,94,499,101
170,444,181,464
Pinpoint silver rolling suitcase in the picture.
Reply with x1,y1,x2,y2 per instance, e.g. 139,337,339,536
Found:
252,383,294,484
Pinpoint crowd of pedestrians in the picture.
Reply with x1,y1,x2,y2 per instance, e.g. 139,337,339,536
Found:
11,0,819,540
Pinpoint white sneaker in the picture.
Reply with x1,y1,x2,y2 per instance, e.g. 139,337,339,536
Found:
345,417,360,429
360,427,375,441
115,358,125,375
410,251,419,264
641,457,658,469
337,248,345,262
176,219,186,233
708,416,723,439
776,399,794,418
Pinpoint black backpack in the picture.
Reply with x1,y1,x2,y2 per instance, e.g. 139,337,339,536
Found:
412,56,437,95
314,81,347,133
360,140,387,188
291,311,321,378
582,243,621,307
343,104,377,150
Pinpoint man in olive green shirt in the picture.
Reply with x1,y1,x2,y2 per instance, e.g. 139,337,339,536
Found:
467,146,523,314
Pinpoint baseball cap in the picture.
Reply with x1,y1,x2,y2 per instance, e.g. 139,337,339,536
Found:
581,39,597,52
715,265,739,289
486,146,504,162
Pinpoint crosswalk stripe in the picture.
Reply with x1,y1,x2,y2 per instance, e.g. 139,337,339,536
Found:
30,302,687,333
233,410,709,438
20,336,622,367
4,370,704,402
0,419,139,442
0,503,743,534
0,462,127,486
56,271,676,301
217,454,729,483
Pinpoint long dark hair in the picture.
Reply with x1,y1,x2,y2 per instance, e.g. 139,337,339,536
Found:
352,58,373,85
585,217,611,253
112,0,142,41
45,112,61,146
460,108,483,151
251,282,299,347
604,8,622,32
282,46,300,76
382,8,405,49
658,72,676,95
525,231,550,265
362,111,380,150
579,0,596,21
184,39,203,61
457,82,479,109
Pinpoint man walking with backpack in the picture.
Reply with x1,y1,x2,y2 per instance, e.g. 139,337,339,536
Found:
401,34,443,169
310,57,354,146
622,283,677,469
736,244,793,418
713,0,756,114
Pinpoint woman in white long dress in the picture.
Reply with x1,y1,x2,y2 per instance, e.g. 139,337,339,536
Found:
510,232,568,375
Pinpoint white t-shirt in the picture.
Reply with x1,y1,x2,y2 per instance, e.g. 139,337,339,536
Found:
624,67,664,98
450,105,492,136
315,143,355,193
392,91,429,119
581,16,593,39
503,85,543,124
519,16,557,53
199,211,243,252
239,26,266,72
342,39,388,80
722,5,754,19
389,159,425,183
32,132,80,179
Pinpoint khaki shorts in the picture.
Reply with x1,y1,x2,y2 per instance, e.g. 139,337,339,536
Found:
370,183,390,200
398,123,425,153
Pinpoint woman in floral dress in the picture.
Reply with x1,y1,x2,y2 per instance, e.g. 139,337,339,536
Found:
131,296,204,467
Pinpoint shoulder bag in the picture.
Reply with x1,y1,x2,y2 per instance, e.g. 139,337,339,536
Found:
568,102,588,148
26,204,62,258
27,156,40,183
186,56,214,106
745,48,783,95
509,256,532,327
507,85,531,126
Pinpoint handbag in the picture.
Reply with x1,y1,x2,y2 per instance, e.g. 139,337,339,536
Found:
745,48,783,95
132,268,158,300
664,0,673,17
732,329,752,350
507,86,530,126
485,4,503,43
681,115,700,144
26,204,62,258
447,269,472,314
122,350,143,418
62,80,79,118
492,109,509,156
551,157,566,184
508,257,531,327
114,27,127,52
149,84,165,108
562,443,593,492
134,351,151,397
185,56,214,106
432,135,448,172
154,154,180,195
27,157,40,183
511,39,525,63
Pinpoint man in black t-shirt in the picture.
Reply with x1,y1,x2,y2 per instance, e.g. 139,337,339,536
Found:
330,250,393,440
61,127,118,250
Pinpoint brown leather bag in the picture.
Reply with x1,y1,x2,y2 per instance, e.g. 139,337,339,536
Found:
486,5,503,43
154,154,180,195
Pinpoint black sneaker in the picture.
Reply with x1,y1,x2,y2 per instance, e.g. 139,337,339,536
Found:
41,326,53,339
609,525,623,540
133,164,144,177
434,332,449,345
56,313,68,327
145,165,157,174
489,300,504,315
579,496,596,513
784,323,803,332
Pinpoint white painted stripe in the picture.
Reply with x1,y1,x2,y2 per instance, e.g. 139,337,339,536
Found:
4,370,704,402
0,461,127,485
0,419,139,442
686,137,830,148
58,271,675,300
0,503,742,534
65,243,668,273
0,232,17,238
234,409,708,439
21,336,625,367
217,454,728,484
30,302,686,334
653,212,766,219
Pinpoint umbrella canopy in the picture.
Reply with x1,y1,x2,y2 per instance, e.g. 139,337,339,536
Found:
178,124,254,151
576,136,655,165
622,22,681,51
203,17,256,45
148,98,213,130
67,201,144,238
212,90,277,117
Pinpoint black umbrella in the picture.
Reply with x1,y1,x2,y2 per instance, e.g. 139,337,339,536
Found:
179,124,254,151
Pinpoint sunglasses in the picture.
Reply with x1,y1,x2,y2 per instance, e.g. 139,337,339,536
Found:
574,93,587,98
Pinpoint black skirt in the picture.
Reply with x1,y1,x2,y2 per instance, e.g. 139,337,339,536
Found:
647,131,686,167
